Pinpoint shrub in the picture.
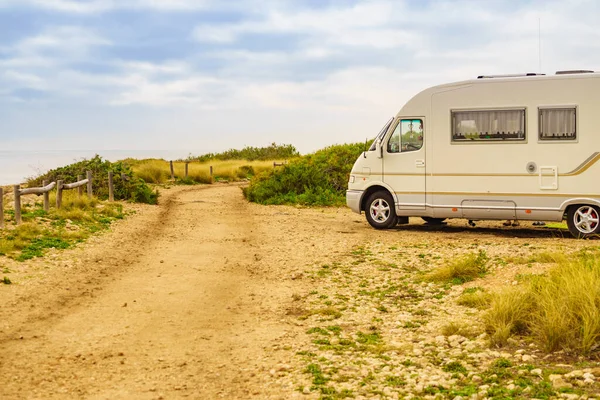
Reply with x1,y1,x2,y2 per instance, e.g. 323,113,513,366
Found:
426,250,489,284
28,155,158,204
187,142,299,162
243,142,367,206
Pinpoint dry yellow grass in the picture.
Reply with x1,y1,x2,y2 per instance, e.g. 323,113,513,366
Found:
131,159,280,184
484,250,600,354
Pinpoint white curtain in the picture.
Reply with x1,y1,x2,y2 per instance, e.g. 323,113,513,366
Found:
540,108,576,139
454,110,525,139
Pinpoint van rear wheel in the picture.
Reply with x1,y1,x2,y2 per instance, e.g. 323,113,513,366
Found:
365,191,397,229
567,205,600,238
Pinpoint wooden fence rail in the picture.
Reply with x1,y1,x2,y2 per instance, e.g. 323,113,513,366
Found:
57,177,90,209
13,181,57,225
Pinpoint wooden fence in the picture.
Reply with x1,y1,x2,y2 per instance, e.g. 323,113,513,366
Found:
0,170,122,229
167,160,286,181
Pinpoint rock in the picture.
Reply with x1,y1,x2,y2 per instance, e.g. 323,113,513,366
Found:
302,386,310,394
549,375,572,390
521,355,534,362
435,335,447,344
472,375,482,383
560,394,580,400
506,384,516,390
530,368,543,376
584,378,594,385
566,370,584,378
583,372,595,380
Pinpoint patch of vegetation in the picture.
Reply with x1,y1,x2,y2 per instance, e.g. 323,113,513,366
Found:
0,192,125,261
186,142,299,162
426,250,489,284
443,361,467,374
243,142,366,206
457,287,492,309
484,250,600,354
28,155,158,204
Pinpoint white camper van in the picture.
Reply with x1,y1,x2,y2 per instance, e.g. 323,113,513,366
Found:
346,71,600,238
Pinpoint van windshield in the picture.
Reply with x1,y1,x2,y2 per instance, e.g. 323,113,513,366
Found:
369,117,393,151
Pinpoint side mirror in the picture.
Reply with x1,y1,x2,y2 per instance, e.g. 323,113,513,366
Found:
375,139,383,159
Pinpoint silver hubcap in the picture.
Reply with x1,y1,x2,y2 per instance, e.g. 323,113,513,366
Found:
574,206,600,234
370,198,390,223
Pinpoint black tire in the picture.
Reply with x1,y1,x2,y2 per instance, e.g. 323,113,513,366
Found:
365,191,397,229
421,217,446,225
567,204,600,238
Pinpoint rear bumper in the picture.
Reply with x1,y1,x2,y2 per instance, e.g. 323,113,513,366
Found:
346,190,363,214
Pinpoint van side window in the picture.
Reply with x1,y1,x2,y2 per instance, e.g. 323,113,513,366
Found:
539,108,576,141
452,109,525,142
388,119,423,153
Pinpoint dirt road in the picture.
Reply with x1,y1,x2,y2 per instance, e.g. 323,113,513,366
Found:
0,184,367,399
1,184,598,399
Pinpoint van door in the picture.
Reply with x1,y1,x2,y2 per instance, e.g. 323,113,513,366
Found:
383,118,426,210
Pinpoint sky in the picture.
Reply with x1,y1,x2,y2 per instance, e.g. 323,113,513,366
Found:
1,0,599,156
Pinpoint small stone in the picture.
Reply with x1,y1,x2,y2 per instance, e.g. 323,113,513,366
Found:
583,372,595,380
472,375,482,383
506,384,516,390
584,378,594,385
566,370,584,378
521,355,534,362
549,375,572,390
560,394,580,400
530,369,543,376
302,387,310,394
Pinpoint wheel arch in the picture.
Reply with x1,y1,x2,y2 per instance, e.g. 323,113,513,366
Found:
560,198,600,217
360,184,396,213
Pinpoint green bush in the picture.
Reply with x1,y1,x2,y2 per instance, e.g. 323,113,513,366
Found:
188,142,299,162
243,142,366,206
28,155,159,204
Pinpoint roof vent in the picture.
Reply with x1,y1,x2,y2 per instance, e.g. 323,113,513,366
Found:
555,70,595,75
477,73,545,79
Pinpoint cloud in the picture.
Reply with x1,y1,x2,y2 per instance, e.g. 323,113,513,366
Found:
0,0,226,14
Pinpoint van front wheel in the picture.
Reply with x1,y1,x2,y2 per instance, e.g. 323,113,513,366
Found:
567,205,600,238
365,191,397,229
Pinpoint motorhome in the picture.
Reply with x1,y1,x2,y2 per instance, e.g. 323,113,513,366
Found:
346,71,600,238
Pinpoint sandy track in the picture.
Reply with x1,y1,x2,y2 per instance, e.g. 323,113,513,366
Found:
0,184,336,399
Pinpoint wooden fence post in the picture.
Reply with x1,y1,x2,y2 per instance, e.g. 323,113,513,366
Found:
170,161,175,180
108,171,114,202
0,187,4,229
185,162,189,178
42,180,49,212
56,180,63,209
14,185,21,225
86,171,92,198
77,175,83,197
210,166,213,178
